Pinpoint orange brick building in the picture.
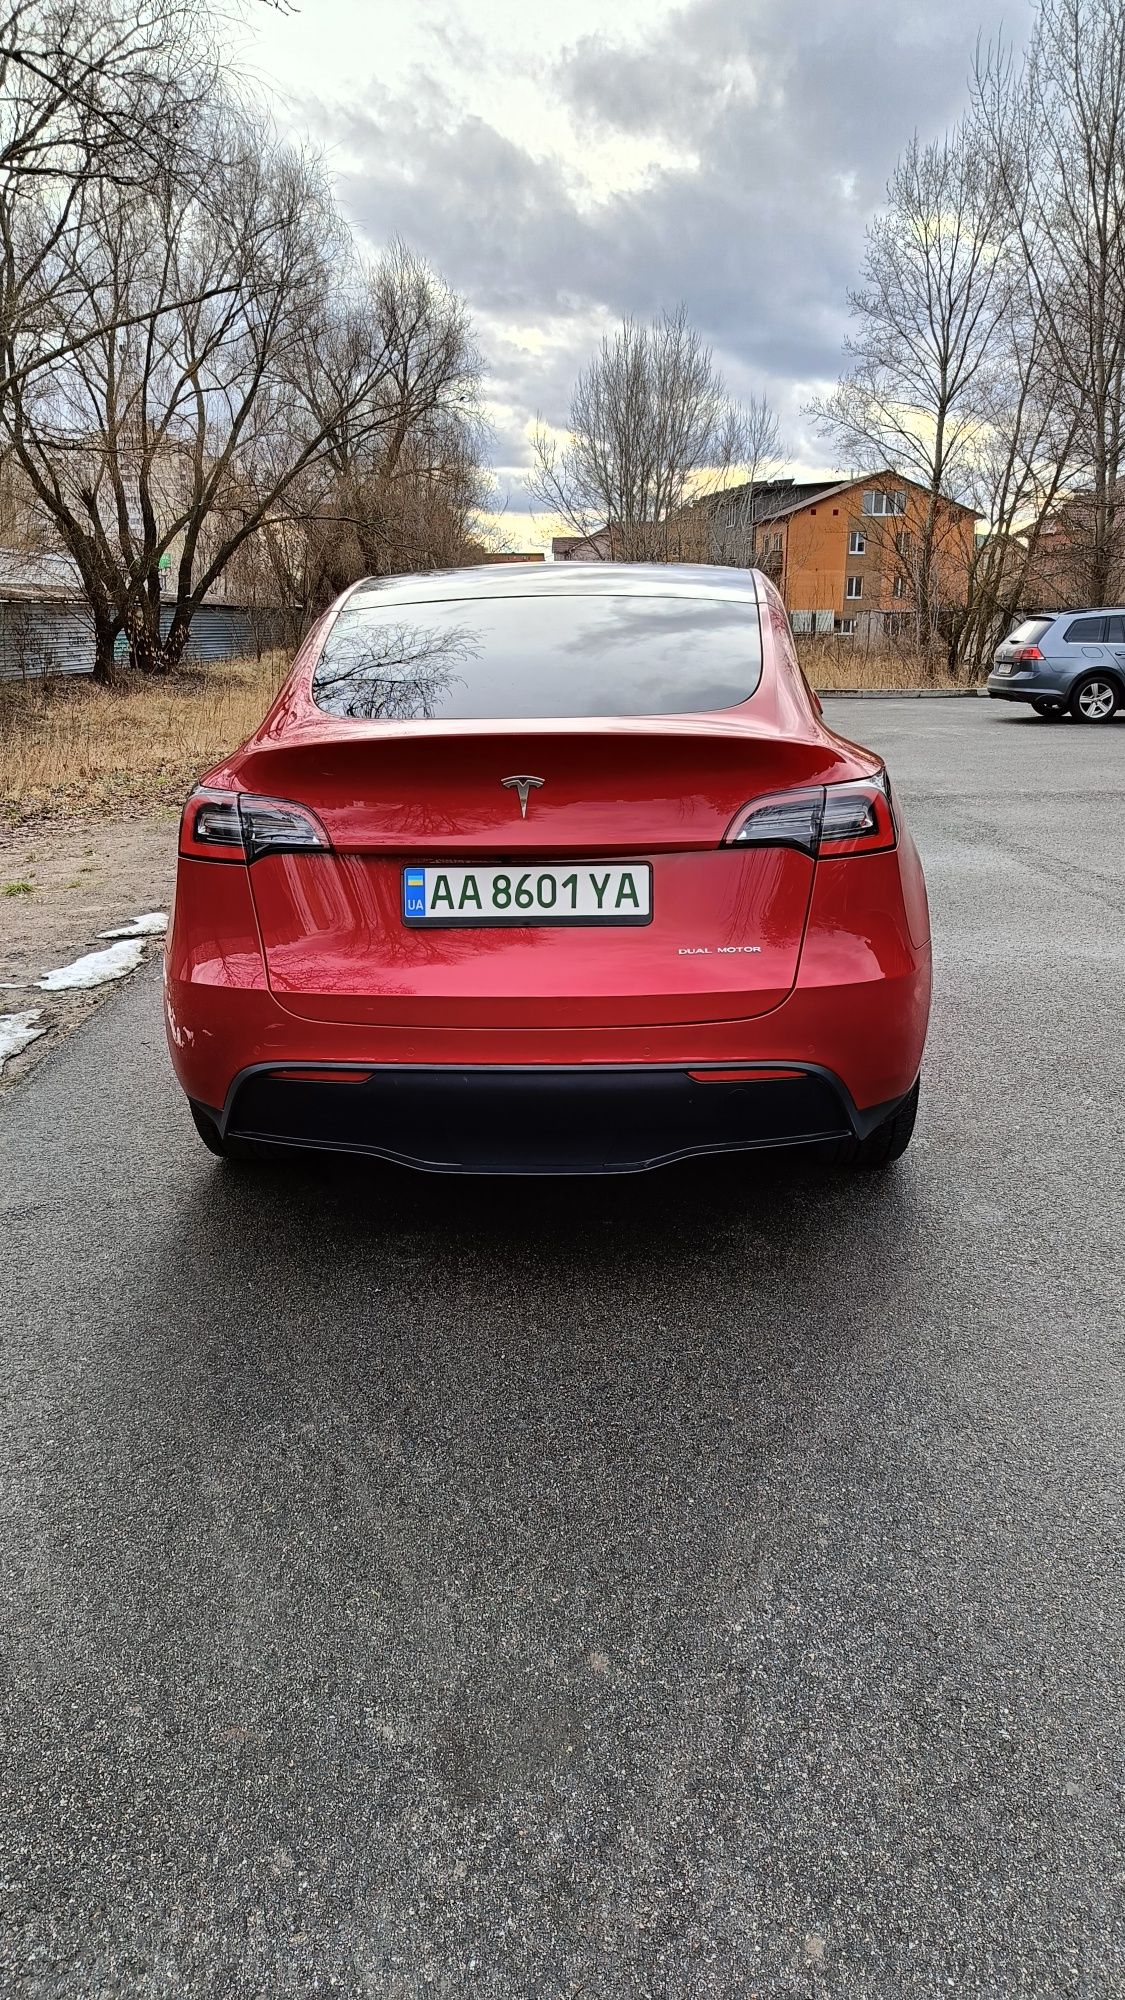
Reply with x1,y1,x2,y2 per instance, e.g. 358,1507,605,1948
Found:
706,472,978,639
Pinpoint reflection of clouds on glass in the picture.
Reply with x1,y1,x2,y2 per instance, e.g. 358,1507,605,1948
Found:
551,599,753,712
313,615,480,721
558,596,749,658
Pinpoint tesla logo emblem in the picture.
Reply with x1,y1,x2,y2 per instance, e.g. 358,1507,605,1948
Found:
501,775,544,818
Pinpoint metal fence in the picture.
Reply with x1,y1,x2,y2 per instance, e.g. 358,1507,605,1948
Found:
0,599,289,680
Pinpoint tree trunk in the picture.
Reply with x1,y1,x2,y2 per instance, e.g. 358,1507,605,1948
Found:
91,616,118,685
125,599,164,674
124,598,194,674
159,609,194,672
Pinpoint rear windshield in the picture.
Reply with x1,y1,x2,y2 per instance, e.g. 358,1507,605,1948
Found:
1006,618,1052,645
311,591,763,721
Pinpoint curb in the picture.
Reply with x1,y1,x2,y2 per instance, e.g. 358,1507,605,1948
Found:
818,688,987,699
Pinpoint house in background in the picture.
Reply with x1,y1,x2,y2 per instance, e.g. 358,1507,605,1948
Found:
552,526,616,561
695,472,978,639
1022,484,1125,609
550,474,977,639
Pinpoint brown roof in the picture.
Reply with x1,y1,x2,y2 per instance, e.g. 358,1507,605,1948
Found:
747,473,979,524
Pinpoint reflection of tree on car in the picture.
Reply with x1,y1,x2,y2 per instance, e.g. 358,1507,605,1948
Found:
312,618,477,721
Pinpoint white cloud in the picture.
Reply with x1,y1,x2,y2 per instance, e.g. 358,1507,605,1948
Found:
234,0,1026,516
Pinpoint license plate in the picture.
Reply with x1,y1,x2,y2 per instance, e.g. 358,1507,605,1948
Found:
402,862,652,926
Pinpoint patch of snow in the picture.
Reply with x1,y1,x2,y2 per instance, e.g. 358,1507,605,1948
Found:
0,1009,45,1070
37,939,146,990
98,912,168,939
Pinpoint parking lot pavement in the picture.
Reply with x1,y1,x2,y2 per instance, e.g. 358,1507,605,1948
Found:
0,699,1122,1997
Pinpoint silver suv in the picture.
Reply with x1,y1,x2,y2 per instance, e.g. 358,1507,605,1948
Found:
988,611,1125,721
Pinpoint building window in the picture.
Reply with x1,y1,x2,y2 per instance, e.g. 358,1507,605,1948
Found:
836,617,857,637
720,503,738,530
892,573,907,599
845,575,863,599
894,529,911,556
861,490,906,517
848,529,866,555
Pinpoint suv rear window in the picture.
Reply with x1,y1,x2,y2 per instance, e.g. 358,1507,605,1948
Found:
311,591,763,721
1006,618,1052,645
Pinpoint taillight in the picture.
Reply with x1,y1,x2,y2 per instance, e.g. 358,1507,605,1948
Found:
723,788,823,857
1013,645,1043,663
818,780,896,855
183,792,243,856
240,798,331,862
724,772,897,858
179,788,331,862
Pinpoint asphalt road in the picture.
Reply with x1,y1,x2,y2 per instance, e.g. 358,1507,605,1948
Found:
1,699,1123,1998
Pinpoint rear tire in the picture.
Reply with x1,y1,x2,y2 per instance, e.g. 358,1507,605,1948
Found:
1069,674,1120,723
1032,698,1063,718
833,1077,919,1170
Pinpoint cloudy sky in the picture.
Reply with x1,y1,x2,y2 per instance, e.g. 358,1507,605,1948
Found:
236,0,1028,549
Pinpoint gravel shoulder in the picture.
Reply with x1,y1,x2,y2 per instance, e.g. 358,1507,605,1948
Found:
0,812,175,1092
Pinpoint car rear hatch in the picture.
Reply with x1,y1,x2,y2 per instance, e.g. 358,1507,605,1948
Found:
993,616,1053,667
235,719,848,1029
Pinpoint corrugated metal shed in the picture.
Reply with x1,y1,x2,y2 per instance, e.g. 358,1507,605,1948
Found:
0,549,286,679
164,605,274,664
0,599,94,679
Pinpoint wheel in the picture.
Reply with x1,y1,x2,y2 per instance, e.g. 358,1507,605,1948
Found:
1069,674,1120,723
832,1077,919,1171
1032,698,1063,718
188,1100,266,1161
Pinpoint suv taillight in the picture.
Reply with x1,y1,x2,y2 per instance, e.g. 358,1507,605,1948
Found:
724,773,897,858
179,788,331,862
1013,645,1043,663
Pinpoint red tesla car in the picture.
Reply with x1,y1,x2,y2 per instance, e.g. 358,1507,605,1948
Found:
166,563,930,1173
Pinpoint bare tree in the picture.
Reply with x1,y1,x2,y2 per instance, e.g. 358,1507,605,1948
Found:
952,283,1078,670
696,394,785,568
530,308,765,561
975,0,1125,605
810,123,1013,654
1,91,482,678
0,2,218,406
255,251,487,619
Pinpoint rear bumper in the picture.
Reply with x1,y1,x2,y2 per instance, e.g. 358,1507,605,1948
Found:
987,674,1065,702
197,1060,899,1174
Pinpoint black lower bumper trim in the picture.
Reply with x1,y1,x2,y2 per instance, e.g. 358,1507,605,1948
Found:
215,1063,872,1175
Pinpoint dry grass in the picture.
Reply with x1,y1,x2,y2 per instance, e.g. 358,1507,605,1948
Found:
797,638,966,692
0,652,292,823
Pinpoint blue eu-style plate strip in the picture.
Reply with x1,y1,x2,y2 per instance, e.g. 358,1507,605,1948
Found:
403,869,427,919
